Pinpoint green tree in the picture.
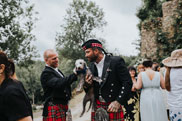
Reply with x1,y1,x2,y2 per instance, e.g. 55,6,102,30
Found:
0,0,38,67
56,0,107,63
16,61,45,104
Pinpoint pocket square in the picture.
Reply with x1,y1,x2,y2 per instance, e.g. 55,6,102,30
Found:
106,68,112,72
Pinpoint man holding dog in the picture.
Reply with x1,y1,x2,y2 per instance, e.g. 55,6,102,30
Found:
82,39,132,121
40,49,84,121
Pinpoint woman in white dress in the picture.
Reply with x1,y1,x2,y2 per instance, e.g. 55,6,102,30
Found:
162,49,182,121
132,59,168,121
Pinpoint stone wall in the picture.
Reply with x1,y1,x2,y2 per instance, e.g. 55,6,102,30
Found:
162,0,179,39
140,18,162,60
140,0,180,60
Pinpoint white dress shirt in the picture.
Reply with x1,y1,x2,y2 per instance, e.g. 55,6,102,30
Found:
94,54,105,78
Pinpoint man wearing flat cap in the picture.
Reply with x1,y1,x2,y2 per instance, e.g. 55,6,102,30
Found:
82,39,132,121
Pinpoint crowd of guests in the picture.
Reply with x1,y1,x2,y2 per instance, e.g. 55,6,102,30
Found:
0,39,181,121
124,49,182,121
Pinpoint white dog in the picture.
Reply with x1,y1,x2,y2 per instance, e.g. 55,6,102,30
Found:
74,59,102,91
74,59,103,117
74,59,92,92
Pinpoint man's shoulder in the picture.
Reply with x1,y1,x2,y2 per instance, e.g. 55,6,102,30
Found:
41,66,55,76
108,55,124,62
42,66,54,72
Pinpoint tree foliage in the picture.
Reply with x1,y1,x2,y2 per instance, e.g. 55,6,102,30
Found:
56,0,107,63
136,0,164,30
16,61,45,104
120,55,138,67
0,0,38,67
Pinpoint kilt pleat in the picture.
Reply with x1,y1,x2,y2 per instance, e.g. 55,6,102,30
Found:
91,100,124,121
43,103,68,121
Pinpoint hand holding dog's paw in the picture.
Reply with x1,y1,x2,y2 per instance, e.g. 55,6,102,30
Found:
85,74,93,84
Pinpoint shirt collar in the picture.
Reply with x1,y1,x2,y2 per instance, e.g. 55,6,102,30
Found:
46,64,58,70
94,54,105,66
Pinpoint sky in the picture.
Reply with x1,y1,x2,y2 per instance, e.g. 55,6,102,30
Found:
31,0,142,59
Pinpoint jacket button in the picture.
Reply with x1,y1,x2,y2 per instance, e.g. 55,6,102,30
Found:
119,95,122,98
122,87,124,89
121,91,124,94
111,83,114,86
110,89,113,92
64,90,66,92
109,95,112,98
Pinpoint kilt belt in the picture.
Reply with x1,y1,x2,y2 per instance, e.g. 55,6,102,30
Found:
91,99,124,121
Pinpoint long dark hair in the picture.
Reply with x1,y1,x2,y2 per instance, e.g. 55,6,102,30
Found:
128,66,137,77
0,51,15,78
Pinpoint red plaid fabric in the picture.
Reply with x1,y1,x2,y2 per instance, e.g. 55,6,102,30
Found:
82,43,103,50
91,100,124,121
91,43,102,48
43,103,68,121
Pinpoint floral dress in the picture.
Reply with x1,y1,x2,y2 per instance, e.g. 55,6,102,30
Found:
123,90,140,121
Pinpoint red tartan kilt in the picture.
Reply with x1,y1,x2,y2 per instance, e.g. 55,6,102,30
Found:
91,100,124,121
43,103,68,121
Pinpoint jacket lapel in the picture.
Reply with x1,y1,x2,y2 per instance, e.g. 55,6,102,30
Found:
58,69,64,77
90,63,98,77
101,55,111,88
45,66,63,77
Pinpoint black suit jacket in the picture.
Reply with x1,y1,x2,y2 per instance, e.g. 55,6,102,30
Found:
89,55,132,105
40,66,77,104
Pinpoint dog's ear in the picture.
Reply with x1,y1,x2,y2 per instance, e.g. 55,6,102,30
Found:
84,61,88,68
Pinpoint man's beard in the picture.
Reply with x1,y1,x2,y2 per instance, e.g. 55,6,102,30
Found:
88,54,98,62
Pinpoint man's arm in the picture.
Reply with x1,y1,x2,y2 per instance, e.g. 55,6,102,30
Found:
108,57,132,112
115,57,132,105
41,71,77,88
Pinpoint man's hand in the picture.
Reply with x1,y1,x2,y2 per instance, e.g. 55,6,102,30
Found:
85,74,93,84
107,101,121,112
73,67,86,75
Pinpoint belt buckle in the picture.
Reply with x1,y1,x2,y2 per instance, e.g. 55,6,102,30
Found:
99,95,106,102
